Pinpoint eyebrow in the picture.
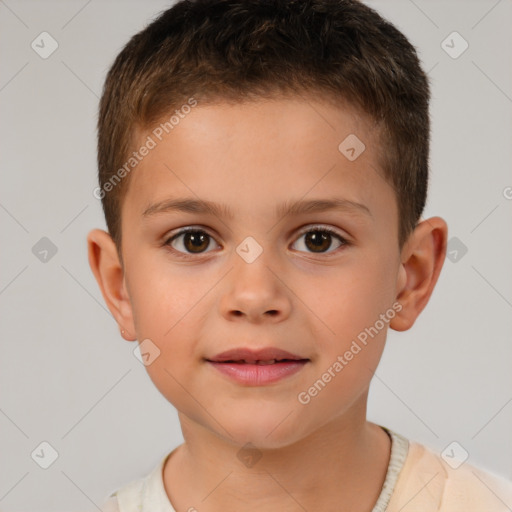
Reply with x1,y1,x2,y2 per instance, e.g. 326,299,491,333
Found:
142,197,372,220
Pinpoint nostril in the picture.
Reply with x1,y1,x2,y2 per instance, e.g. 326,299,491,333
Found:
231,310,278,317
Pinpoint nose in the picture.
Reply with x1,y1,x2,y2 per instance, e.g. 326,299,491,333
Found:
219,248,292,324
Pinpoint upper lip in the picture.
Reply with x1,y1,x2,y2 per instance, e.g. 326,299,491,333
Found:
207,347,308,363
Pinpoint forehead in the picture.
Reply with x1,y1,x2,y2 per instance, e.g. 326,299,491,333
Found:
122,97,393,225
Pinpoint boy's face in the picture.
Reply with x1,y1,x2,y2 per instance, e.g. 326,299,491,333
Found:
115,97,406,447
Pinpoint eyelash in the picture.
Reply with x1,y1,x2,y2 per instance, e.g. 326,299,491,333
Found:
163,225,350,260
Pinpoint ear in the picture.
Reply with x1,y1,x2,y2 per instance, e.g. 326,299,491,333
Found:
86,229,137,341
390,217,448,331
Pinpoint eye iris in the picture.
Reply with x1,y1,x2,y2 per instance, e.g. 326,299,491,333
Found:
184,232,209,253
305,231,331,252
175,229,338,255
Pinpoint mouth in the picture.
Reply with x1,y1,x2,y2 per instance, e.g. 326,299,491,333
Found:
205,347,310,385
207,347,308,363
213,359,302,365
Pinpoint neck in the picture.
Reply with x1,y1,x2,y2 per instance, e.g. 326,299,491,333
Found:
163,400,391,512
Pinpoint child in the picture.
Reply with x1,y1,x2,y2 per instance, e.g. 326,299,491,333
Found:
87,0,512,510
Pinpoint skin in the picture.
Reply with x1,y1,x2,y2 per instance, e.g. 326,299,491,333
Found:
88,96,447,512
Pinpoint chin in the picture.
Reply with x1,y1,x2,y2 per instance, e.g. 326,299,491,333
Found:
212,405,314,451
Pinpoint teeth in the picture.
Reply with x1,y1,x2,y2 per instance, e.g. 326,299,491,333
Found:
257,359,276,365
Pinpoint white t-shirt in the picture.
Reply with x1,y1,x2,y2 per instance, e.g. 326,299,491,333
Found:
100,426,512,511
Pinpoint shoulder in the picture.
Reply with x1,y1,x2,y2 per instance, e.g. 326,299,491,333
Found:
388,436,512,512
99,494,121,512
99,471,151,512
98,451,175,512
99,477,145,512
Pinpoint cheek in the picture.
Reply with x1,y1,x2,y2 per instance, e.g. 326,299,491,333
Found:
126,251,203,335
300,253,398,344
128,267,205,412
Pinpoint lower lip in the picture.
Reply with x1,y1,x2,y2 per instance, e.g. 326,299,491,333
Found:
207,360,308,385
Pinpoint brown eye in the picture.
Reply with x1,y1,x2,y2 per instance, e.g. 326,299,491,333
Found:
292,227,347,254
304,231,332,252
166,229,217,255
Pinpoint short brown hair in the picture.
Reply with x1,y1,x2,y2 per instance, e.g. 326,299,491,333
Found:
97,0,430,256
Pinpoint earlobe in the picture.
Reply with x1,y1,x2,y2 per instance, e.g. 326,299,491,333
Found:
86,229,137,341
390,217,448,332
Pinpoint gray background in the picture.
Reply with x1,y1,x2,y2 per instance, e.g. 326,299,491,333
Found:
1,0,511,510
